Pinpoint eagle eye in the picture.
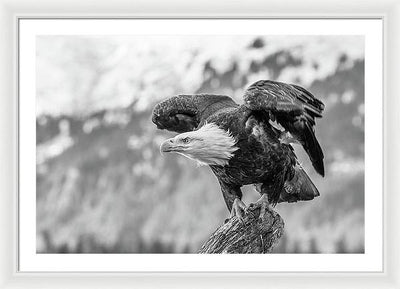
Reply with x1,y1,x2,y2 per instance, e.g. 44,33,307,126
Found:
182,137,190,144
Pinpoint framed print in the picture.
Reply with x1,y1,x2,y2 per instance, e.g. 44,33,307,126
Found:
0,0,399,288
18,17,382,272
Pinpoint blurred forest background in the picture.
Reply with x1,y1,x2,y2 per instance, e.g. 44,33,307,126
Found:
36,35,365,253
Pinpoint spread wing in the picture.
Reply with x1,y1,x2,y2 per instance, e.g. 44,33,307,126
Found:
152,94,239,133
244,80,325,176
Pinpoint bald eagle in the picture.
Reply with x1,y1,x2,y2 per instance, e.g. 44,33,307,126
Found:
152,80,325,220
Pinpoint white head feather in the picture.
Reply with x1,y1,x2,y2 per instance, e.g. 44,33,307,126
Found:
164,122,239,166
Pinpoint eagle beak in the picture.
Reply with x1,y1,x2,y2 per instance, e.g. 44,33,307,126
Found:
160,138,175,153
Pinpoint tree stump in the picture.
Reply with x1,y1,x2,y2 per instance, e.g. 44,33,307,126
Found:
199,208,284,253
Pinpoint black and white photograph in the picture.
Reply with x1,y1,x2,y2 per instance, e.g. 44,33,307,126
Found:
35,33,365,254
0,0,395,285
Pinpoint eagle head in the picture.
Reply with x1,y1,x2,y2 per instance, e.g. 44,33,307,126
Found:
160,123,239,166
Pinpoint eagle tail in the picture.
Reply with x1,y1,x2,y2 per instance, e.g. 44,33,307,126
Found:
302,121,325,177
280,164,320,203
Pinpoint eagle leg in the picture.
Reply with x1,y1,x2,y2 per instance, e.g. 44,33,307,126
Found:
230,198,248,223
248,194,270,219
215,179,254,223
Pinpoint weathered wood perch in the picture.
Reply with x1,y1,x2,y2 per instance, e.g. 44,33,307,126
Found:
199,208,284,253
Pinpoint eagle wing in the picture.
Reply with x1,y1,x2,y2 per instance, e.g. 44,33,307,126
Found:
243,80,325,176
152,94,239,133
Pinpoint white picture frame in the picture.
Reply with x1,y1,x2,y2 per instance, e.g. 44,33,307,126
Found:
1,0,399,288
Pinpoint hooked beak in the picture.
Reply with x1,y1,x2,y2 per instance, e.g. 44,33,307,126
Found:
160,138,175,153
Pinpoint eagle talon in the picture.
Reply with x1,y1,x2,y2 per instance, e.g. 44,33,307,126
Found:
244,207,255,218
230,198,248,223
248,194,270,219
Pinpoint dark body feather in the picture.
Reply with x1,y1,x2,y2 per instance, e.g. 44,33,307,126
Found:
152,80,324,211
